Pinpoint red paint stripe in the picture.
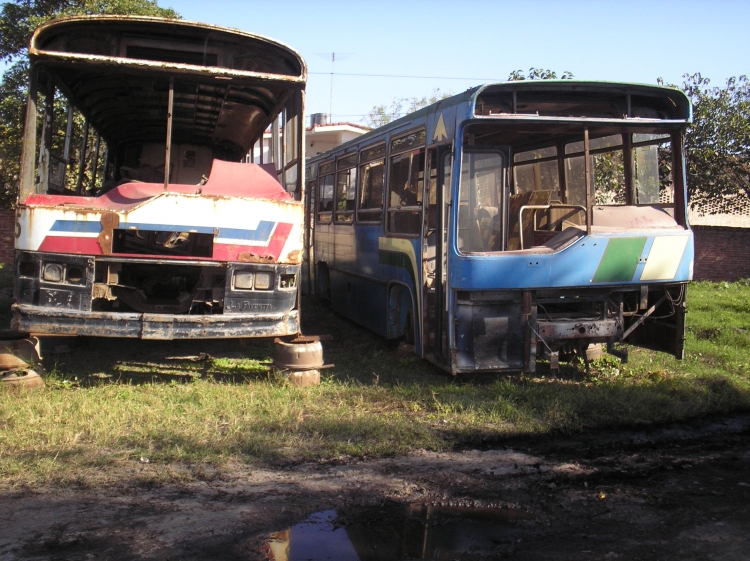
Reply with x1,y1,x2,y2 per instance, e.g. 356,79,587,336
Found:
36,223,293,262
37,236,102,255
213,223,293,262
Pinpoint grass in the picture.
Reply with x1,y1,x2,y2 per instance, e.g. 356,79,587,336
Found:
1,281,749,487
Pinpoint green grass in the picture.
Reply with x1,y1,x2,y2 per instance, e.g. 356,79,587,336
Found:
1,281,749,487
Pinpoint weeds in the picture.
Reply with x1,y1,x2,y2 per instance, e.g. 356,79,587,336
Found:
1,281,750,486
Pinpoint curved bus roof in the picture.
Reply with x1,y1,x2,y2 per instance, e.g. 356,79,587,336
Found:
309,81,691,164
29,15,307,154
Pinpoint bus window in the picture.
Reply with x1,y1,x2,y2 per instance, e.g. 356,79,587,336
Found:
458,151,504,253
565,135,626,205
633,133,673,205
335,166,356,223
358,160,385,223
514,146,560,201
317,173,334,223
387,148,424,236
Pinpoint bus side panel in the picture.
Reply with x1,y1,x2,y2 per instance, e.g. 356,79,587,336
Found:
328,268,388,337
333,224,356,271
454,297,525,371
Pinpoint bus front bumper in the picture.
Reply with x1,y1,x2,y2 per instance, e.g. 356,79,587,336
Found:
11,304,300,340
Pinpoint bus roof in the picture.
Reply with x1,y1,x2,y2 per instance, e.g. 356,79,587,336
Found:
29,16,307,154
312,81,691,161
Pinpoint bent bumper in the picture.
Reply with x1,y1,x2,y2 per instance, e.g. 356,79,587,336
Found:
11,304,300,340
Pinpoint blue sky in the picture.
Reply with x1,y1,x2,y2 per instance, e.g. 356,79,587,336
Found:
169,0,747,124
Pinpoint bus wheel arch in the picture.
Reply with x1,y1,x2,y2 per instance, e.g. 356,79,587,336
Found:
386,281,416,343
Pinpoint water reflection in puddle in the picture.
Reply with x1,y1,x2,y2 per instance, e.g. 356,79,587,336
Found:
264,503,531,560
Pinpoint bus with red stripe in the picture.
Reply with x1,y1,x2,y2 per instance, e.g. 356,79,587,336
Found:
12,16,306,339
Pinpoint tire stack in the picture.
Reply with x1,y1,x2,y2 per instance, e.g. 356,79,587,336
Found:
0,330,45,391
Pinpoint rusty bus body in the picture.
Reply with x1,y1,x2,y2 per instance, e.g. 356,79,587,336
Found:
304,82,693,374
12,16,307,339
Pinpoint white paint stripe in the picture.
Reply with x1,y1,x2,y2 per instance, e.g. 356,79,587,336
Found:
640,235,690,281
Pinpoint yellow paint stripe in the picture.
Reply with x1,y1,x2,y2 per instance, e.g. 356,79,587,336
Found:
640,235,689,281
379,236,421,342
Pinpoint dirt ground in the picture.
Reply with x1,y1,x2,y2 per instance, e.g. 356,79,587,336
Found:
1,414,748,560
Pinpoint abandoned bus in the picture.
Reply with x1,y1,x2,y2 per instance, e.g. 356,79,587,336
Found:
13,16,307,339
304,82,693,374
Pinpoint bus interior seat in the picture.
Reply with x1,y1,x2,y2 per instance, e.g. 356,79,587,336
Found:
507,190,552,250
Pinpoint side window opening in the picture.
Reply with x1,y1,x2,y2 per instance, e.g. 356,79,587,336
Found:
335,166,356,223
358,160,385,223
458,151,504,252
387,138,425,236
318,173,334,224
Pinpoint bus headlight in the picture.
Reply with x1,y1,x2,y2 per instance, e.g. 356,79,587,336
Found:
234,271,254,290
42,263,64,283
254,272,272,290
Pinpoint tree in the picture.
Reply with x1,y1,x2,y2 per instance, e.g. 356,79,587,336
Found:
507,68,574,81
0,0,179,208
663,74,750,208
365,88,452,128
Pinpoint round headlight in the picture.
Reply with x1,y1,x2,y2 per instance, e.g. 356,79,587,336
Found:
42,263,63,283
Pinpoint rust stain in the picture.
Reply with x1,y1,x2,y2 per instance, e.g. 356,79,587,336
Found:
98,212,120,254
237,252,275,263
286,249,303,264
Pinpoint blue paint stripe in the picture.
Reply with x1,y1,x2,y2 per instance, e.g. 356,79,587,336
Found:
121,222,216,234
49,221,102,233
50,220,276,242
218,221,275,241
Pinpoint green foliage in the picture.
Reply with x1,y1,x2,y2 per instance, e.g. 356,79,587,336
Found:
507,68,574,81
669,74,750,207
365,88,452,128
0,0,179,63
0,0,179,208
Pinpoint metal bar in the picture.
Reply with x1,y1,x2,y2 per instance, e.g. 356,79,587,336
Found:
623,132,634,205
91,133,101,191
63,105,74,162
622,294,668,340
76,122,89,194
518,204,586,249
164,77,174,191
584,127,592,235
671,130,687,227
18,67,39,203
37,85,54,193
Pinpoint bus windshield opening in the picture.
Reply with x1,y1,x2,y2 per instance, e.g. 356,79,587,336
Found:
459,124,680,253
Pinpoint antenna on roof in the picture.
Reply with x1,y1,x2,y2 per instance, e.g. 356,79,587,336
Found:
315,52,352,120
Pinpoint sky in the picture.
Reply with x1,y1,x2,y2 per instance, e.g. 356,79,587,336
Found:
36,0,750,126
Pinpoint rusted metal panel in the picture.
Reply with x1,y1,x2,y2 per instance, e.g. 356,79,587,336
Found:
12,304,299,339
537,319,619,340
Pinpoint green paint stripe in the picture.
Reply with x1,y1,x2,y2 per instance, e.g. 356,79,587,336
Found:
379,250,416,289
593,237,647,283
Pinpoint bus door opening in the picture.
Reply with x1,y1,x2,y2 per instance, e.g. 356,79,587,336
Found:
422,146,451,364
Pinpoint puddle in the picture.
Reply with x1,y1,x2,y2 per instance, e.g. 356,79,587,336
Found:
263,503,531,560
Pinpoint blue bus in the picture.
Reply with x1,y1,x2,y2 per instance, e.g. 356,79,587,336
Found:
304,82,693,374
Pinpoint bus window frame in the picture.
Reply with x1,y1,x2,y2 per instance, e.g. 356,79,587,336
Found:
357,161,386,225
316,159,335,225
386,128,426,239
456,147,507,254
335,152,357,224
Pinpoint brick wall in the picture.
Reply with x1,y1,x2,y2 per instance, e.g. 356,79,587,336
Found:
0,210,14,267
0,211,747,281
693,225,750,282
